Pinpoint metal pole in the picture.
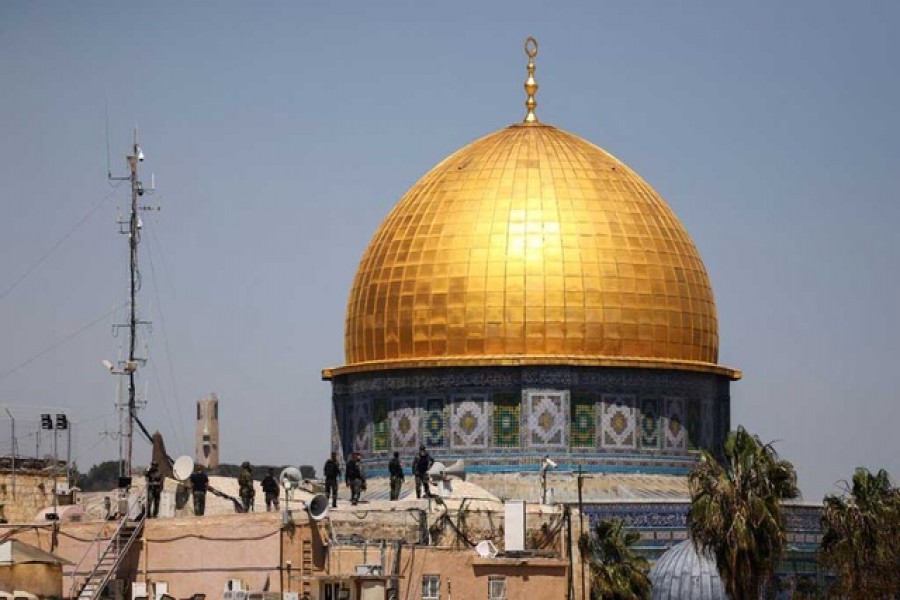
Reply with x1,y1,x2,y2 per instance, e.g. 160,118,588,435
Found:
125,131,139,479
4,408,14,499
66,422,72,487
577,466,585,600
52,426,58,516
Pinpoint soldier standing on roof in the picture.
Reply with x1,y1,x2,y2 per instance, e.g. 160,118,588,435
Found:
345,452,366,506
413,445,435,498
145,461,163,518
323,452,341,508
389,451,405,501
261,468,280,511
238,461,255,512
189,465,209,516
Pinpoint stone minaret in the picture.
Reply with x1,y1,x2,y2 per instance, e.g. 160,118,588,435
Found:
195,394,220,469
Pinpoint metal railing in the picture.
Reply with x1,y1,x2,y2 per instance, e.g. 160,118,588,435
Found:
69,493,146,599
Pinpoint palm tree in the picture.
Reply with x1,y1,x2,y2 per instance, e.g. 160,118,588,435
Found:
578,518,651,600
820,467,900,598
688,425,799,600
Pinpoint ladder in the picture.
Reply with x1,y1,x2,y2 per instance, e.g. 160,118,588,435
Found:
300,538,313,597
70,497,146,600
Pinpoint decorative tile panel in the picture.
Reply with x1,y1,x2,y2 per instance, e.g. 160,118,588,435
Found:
601,394,636,449
663,397,687,450
526,390,567,447
351,397,372,454
391,398,419,452
571,393,596,448
423,398,447,448
373,398,389,452
492,392,521,448
638,398,660,449
686,399,701,450
701,397,715,449
451,396,488,448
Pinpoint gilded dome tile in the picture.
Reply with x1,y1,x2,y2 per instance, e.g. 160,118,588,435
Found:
336,123,736,379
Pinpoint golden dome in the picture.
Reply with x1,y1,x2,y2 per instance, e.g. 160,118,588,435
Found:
331,122,738,380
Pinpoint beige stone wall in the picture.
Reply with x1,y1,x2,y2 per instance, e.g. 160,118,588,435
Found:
323,545,568,600
0,470,56,524
0,503,577,600
0,563,63,597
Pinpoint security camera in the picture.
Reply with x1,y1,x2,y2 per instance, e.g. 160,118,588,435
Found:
542,456,558,469
137,147,145,162
101,359,114,372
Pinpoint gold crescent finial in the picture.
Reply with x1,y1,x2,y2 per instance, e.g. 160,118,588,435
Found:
523,37,539,123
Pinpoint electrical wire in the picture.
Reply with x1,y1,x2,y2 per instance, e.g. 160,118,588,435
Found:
144,232,187,451
0,184,123,301
0,302,126,382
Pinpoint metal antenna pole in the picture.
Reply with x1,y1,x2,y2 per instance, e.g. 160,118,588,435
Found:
109,126,152,479
126,128,139,478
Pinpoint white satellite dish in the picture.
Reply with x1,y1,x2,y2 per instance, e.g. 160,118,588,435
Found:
173,456,194,481
475,540,498,558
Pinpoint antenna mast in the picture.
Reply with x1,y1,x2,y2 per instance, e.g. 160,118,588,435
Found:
109,126,154,478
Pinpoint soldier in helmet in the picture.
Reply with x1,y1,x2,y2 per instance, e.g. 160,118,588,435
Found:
388,451,405,501
413,445,435,499
238,461,255,513
189,465,209,516
345,452,366,506
144,461,163,518
323,452,341,508
261,468,280,511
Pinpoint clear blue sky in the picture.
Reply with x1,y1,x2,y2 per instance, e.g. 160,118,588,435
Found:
1,1,898,499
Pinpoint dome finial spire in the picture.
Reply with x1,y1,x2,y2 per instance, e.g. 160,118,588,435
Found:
523,37,539,123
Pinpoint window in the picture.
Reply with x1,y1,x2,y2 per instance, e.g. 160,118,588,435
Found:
488,576,507,600
422,574,440,600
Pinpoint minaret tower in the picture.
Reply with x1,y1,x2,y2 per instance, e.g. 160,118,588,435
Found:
195,394,220,469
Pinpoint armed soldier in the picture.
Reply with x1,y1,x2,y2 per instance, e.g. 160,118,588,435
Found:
261,468,280,511
388,451,405,501
345,452,366,506
323,452,341,508
238,461,255,512
413,445,435,498
144,461,163,518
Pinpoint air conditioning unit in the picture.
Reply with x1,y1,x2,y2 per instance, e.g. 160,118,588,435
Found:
131,582,148,600
283,594,300,600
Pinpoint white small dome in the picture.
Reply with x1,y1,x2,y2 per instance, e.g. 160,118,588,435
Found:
649,540,728,600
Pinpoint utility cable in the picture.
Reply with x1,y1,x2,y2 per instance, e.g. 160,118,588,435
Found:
0,184,122,301
0,302,125,382
144,234,187,451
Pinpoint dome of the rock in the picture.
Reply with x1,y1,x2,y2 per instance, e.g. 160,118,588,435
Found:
325,38,738,476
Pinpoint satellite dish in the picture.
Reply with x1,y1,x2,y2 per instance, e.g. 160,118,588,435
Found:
475,540,498,558
173,456,194,481
280,467,303,490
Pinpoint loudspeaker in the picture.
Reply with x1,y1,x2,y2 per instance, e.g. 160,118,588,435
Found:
308,493,329,521
444,459,466,480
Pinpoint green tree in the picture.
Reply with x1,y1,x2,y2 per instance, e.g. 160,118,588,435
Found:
77,460,124,491
688,426,799,600
578,519,651,600
820,467,900,598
